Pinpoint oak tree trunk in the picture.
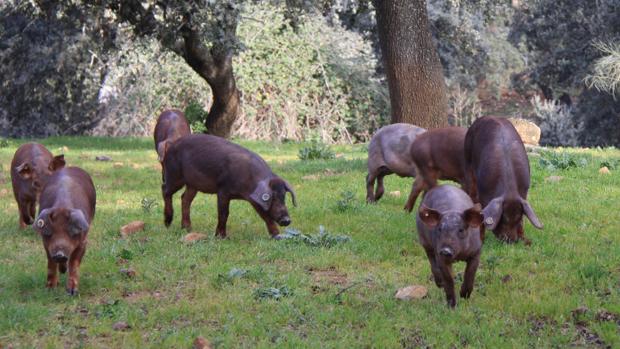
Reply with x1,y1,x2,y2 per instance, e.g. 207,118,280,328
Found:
374,0,448,129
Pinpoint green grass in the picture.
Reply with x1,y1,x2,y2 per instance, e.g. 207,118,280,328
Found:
1,137,619,348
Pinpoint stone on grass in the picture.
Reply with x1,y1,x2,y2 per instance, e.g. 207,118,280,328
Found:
112,321,129,331
389,191,401,197
113,162,124,168
183,232,207,243
395,285,428,300
599,166,611,175
0,188,8,197
120,221,145,237
193,336,212,349
95,155,112,161
508,118,541,145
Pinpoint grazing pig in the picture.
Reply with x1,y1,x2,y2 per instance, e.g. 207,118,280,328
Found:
417,185,483,308
154,109,191,163
10,143,65,228
366,123,426,203
34,167,96,295
162,134,296,239
464,116,543,243
403,127,468,212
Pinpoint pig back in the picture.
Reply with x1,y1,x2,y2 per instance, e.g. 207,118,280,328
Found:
421,185,474,214
39,167,96,221
369,123,425,176
465,117,531,204
154,110,191,147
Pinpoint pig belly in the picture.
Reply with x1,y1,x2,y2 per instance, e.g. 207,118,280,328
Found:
184,172,219,194
384,157,415,177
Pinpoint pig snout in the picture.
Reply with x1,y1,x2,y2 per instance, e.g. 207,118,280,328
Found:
439,247,454,258
277,215,291,227
51,250,69,263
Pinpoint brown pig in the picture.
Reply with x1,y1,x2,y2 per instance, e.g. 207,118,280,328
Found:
10,143,65,228
404,127,469,212
34,167,96,295
366,123,426,203
464,116,543,243
154,109,191,163
417,185,483,308
162,134,296,239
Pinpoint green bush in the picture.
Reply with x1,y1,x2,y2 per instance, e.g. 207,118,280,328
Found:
298,141,335,160
184,101,208,133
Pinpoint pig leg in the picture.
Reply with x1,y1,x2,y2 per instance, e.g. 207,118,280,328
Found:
66,245,86,296
162,181,183,227
404,178,425,212
460,253,480,299
181,187,197,231
366,172,377,203
18,197,34,228
215,193,230,239
250,202,280,238
517,224,531,246
46,257,59,288
424,248,444,288
438,260,456,308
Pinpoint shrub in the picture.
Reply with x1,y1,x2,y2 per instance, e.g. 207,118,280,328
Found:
447,84,482,127
539,151,588,171
184,101,208,133
585,42,620,97
298,141,335,160
531,96,583,147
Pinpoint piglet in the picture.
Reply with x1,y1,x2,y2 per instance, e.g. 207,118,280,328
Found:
404,127,468,212
464,117,543,243
10,143,65,228
162,134,296,239
366,123,426,203
154,109,191,163
417,185,483,308
34,167,96,295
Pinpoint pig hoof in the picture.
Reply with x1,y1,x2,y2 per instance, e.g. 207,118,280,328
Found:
460,289,472,299
66,288,79,296
46,282,58,288
272,234,284,240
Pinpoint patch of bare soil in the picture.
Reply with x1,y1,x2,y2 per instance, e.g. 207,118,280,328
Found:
308,267,348,286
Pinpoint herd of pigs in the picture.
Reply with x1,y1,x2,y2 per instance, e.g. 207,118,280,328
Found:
8,109,542,307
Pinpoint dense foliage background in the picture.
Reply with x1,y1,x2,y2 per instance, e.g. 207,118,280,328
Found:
1,0,619,145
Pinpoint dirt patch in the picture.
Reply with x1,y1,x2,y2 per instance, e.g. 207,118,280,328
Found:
573,324,609,348
595,309,620,323
528,315,557,336
122,290,163,303
399,328,429,349
308,267,348,286
301,168,342,181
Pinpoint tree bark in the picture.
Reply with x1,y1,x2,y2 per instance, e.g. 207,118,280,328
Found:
374,0,448,129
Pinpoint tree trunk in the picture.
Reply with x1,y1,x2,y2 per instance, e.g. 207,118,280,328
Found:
180,29,240,138
374,0,448,129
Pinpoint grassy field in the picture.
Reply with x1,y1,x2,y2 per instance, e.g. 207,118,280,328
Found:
0,137,619,348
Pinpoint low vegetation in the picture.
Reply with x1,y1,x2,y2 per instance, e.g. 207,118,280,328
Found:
0,138,619,347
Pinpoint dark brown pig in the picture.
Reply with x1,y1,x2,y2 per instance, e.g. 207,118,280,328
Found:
162,134,296,239
10,143,65,228
154,109,191,163
366,123,426,203
403,127,468,212
34,167,96,295
417,185,483,308
464,116,543,243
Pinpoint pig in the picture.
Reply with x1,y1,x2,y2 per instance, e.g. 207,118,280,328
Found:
417,185,484,308
366,123,426,203
34,167,96,295
10,143,65,229
162,134,296,239
403,127,469,213
154,109,191,163
464,116,543,243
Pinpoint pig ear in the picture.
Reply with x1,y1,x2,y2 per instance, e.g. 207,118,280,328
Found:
16,162,32,179
49,155,65,171
283,180,297,207
482,197,503,230
418,205,441,227
69,209,89,236
249,180,272,211
520,198,543,229
463,203,483,228
157,141,169,162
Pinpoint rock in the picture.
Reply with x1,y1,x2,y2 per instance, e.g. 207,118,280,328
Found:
599,166,611,175
120,221,145,237
120,268,137,278
95,155,112,161
388,191,401,197
112,321,129,331
131,163,141,169
545,176,563,182
508,118,541,145
395,285,428,300
183,232,207,243
193,336,212,349
113,162,124,168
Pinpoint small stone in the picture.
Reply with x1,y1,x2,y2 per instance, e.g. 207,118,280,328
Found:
183,232,207,243
599,166,611,175
120,268,137,278
113,162,124,168
389,191,401,197
112,321,129,331
395,285,428,300
95,155,112,161
0,188,8,197
193,336,212,349
501,274,512,283
131,163,141,169
545,175,563,182
120,221,145,237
